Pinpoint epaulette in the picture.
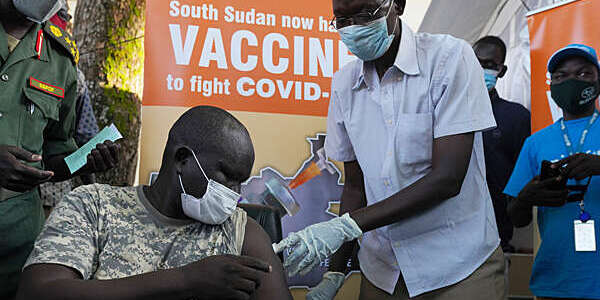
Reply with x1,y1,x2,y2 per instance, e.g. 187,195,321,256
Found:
43,22,79,64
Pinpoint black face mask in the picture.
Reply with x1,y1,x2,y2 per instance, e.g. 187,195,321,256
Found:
550,79,600,115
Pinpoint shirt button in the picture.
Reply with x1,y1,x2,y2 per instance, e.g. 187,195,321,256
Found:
0,112,3,118
1,74,8,81
384,180,390,186
386,119,393,125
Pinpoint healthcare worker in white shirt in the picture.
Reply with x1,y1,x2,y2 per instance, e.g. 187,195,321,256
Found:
274,0,506,299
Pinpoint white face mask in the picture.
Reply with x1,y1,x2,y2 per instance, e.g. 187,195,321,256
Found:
179,151,239,225
12,0,63,24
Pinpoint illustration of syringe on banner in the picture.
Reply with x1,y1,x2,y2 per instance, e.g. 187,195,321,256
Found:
244,147,335,218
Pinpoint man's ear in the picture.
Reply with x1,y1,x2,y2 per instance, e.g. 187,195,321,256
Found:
174,146,193,174
395,0,406,16
498,65,508,78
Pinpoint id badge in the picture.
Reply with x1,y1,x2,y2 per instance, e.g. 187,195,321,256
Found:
574,220,596,252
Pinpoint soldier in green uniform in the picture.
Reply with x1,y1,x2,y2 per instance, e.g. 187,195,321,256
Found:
0,0,119,297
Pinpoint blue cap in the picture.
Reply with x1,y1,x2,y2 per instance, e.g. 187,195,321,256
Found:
547,44,600,73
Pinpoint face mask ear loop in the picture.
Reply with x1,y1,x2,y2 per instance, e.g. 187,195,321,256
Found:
190,150,209,182
178,174,187,195
390,15,399,36
385,0,398,35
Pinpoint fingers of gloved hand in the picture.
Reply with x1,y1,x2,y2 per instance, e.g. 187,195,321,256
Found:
91,148,107,171
561,155,587,178
283,239,309,270
535,176,566,188
323,271,345,284
274,234,299,254
105,140,121,160
297,258,321,277
306,281,338,300
86,154,97,172
531,189,568,206
286,244,320,277
96,143,115,169
569,164,593,181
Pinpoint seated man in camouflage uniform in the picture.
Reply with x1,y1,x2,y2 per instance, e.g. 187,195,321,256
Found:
17,106,293,300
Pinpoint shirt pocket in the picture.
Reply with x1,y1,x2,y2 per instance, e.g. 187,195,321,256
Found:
20,88,61,153
395,113,433,165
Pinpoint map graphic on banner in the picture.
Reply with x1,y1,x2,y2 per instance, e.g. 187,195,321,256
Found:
241,134,346,286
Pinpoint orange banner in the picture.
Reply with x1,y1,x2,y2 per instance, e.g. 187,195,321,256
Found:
143,0,354,116
527,0,600,133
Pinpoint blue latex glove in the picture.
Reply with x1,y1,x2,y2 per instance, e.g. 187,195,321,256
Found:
274,213,362,277
306,272,345,300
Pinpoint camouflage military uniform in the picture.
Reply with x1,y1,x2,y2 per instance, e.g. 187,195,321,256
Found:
25,184,247,279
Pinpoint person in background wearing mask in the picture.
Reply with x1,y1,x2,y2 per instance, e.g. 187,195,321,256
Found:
17,106,292,300
40,1,101,217
0,0,118,297
274,0,504,299
504,44,600,300
473,36,531,253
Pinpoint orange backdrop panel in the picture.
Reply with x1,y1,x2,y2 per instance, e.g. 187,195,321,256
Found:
144,0,350,117
527,0,600,133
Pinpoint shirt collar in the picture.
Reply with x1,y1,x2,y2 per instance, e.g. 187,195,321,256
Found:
393,19,420,76
352,19,421,91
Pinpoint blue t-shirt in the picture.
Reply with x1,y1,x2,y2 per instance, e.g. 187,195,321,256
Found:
504,115,600,299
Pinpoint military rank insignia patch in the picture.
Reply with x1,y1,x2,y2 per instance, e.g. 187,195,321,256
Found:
49,25,63,38
44,22,79,65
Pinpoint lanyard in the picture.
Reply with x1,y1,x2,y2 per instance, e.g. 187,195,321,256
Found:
560,110,599,156
559,110,598,222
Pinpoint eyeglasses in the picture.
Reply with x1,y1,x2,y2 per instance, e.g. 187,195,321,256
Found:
330,0,392,30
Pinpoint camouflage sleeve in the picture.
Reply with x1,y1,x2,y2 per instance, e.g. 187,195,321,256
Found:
24,184,101,279
232,208,247,255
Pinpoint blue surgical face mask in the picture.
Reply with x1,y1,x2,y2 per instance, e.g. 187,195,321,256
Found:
338,8,397,62
484,69,499,91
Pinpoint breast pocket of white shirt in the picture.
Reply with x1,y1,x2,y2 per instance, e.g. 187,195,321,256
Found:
395,113,433,167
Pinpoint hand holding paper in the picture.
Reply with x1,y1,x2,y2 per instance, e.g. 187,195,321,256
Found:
64,124,122,174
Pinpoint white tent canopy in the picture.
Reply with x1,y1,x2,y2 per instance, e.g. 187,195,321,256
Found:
419,0,571,110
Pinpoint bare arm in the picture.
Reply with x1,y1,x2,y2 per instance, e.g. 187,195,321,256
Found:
17,264,187,300
329,161,366,273
350,133,474,232
17,255,272,300
242,218,292,300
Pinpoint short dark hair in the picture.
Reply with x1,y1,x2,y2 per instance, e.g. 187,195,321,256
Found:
165,106,252,161
474,36,507,62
